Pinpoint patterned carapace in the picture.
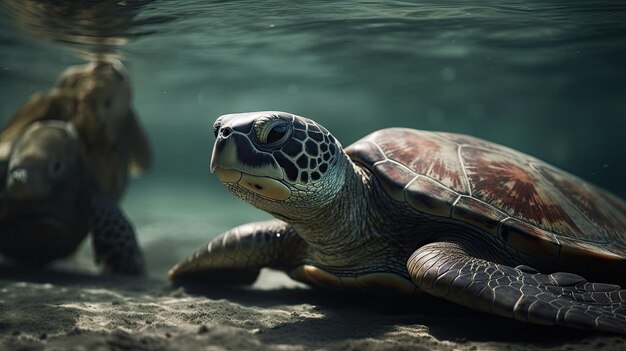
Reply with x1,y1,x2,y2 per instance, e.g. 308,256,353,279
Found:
347,128,626,263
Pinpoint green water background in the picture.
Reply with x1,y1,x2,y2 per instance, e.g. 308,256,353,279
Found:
0,0,624,277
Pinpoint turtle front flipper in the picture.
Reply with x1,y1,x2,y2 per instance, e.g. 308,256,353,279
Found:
87,195,144,275
407,241,626,334
168,219,306,286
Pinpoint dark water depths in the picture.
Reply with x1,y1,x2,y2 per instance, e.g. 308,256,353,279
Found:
0,0,625,275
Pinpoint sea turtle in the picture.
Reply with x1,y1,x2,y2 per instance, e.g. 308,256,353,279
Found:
0,120,144,274
169,111,626,334
0,60,152,200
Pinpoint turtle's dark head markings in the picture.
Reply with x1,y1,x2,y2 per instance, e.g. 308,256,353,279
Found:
7,121,83,201
210,111,345,215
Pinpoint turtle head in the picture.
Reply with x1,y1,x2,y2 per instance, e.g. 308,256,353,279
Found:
6,121,84,201
210,111,348,218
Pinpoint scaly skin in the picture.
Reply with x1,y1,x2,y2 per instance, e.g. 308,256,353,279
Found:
409,240,626,333
88,194,145,275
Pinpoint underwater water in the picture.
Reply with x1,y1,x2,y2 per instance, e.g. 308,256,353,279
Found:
0,0,625,278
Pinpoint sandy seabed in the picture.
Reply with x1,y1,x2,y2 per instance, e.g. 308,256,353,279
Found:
1,262,625,351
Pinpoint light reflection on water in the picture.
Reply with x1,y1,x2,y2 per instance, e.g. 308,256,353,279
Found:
0,0,625,275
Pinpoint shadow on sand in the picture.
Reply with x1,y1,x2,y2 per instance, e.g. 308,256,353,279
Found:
176,277,607,347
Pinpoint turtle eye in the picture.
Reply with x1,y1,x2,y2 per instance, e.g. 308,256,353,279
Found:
255,120,291,147
267,124,287,144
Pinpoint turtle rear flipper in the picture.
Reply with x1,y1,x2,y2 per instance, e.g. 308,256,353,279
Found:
168,219,306,286
408,241,626,334
87,194,144,275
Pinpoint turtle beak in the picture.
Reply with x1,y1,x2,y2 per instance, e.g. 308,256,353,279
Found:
210,115,232,173
209,144,219,173
210,129,237,174
209,133,291,200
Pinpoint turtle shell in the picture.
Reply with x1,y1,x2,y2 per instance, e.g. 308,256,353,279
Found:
346,128,626,279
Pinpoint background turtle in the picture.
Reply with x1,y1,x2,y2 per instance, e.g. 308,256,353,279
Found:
0,120,144,274
0,60,152,201
170,111,626,334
